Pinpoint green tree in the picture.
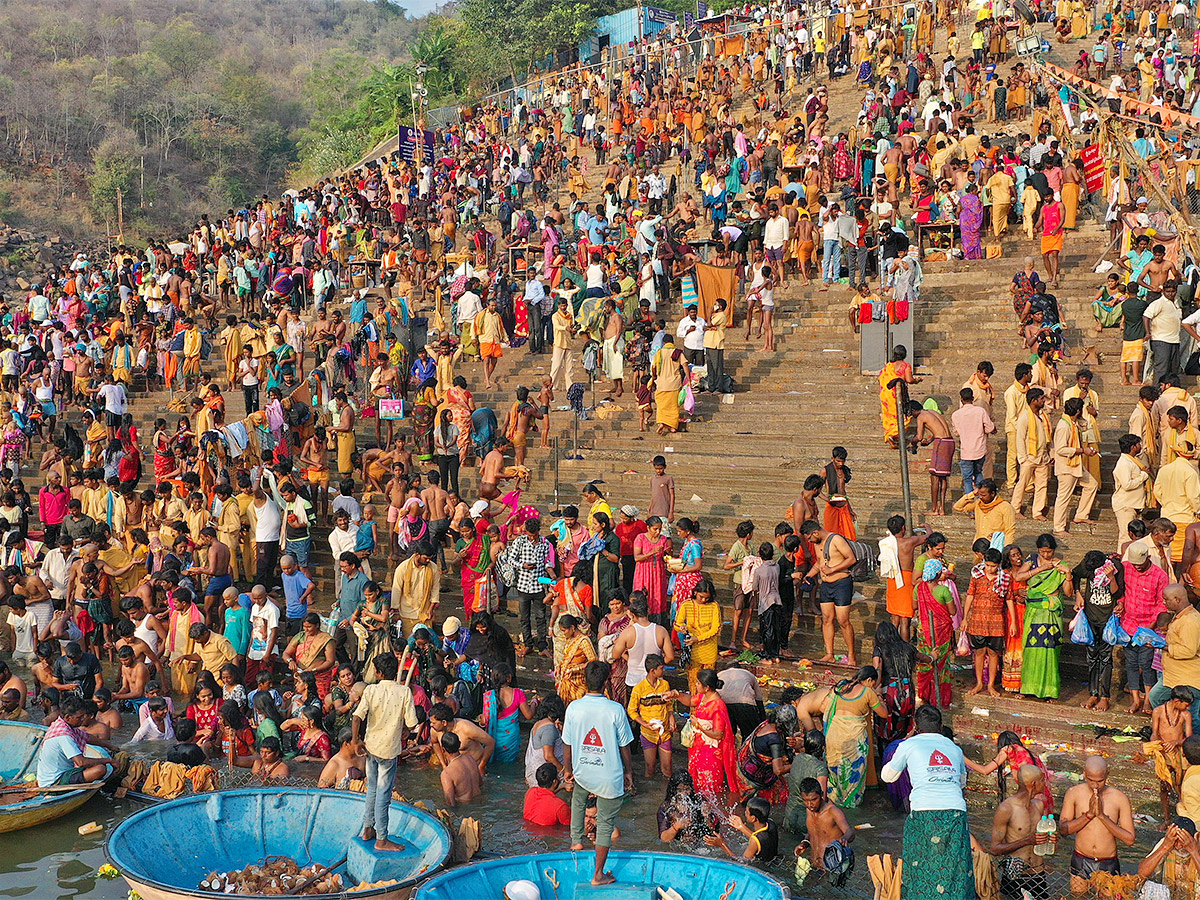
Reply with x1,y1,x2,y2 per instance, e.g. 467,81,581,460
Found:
88,133,138,226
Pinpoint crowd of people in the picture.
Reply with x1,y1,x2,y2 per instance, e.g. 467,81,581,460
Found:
6,0,1200,893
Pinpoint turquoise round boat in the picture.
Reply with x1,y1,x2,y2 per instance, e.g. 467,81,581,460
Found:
107,787,452,900
413,851,791,900
0,720,107,833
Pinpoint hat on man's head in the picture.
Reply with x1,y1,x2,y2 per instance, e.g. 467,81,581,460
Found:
1127,544,1150,564
442,616,462,636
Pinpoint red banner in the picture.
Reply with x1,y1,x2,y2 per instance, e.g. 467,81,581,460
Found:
1081,143,1105,194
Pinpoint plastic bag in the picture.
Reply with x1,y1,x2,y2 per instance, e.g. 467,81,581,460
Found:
1069,610,1094,645
956,629,970,657
1131,626,1167,648
1102,614,1131,646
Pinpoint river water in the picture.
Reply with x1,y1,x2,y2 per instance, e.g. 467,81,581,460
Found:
0,727,1160,900
0,745,919,900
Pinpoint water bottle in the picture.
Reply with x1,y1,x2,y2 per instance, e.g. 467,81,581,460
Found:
1042,814,1057,857
1034,815,1054,857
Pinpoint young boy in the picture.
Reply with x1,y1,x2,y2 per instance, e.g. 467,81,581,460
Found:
963,548,1011,697
647,455,676,532
797,777,853,872
635,374,653,433
706,796,779,862
627,653,674,778
784,731,829,833
222,586,251,663
753,542,784,664
6,596,36,666
332,478,362,525
1149,686,1195,820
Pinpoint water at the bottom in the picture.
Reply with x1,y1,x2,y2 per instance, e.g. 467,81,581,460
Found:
0,754,917,900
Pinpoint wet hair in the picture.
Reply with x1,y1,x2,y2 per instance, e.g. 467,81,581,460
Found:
441,731,462,754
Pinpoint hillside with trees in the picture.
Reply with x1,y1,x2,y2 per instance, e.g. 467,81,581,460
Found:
0,0,708,241
0,0,423,239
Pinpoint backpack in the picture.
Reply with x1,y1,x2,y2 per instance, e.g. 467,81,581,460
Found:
824,534,877,581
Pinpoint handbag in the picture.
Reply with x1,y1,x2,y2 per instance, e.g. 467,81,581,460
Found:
1069,610,1095,646
1102,613,1131,646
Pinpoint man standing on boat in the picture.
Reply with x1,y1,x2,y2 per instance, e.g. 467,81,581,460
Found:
562,660,634,886
352,652,418,852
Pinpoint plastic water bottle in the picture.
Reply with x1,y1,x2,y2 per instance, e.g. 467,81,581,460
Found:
1043,815,1057,857
1034,815,1055,857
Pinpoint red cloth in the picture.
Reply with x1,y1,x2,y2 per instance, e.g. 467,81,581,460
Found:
523,787,571,826
615,520,648,556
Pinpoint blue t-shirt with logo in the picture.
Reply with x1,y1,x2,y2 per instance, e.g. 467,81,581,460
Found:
561,693,633,799
881,732,966,811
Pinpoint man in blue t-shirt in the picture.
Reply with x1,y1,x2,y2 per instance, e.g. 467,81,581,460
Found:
881,704,975,899
36,696,111,786
562,660,633,886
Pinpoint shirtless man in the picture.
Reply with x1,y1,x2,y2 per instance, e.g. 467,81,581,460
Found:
439,731,483,807
369,358,402,447
801,521,858,666
113,645,150,702
791,474,824,535
1058,756,1136,893
502,388,543,467
1151,686,1194,820
317,730,366,788
299,427,331,524
309,308,335,361
478,437,513,502
385,462,410,563
72,349,94,408
1137,247,1182,299
429,703,496,774
992,764,1054,898
798,778,853,871
882,516,927,641
794,213,815,285
908,400,955,516
191,528,233,628
420,471,452,573
360,444,395,503
537,378,553,450
114,615,166,685
603,302,625,397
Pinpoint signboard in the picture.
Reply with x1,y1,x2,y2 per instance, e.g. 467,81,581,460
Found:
379,399,406,420
1081,142,1106,194
696,1,709,17
397,125,436,164
684,12,695,29
646,5,678,24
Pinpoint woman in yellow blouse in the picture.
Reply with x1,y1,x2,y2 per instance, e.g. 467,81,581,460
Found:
673,576,721,693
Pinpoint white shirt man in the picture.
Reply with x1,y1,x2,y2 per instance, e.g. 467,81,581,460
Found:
676,309,706,357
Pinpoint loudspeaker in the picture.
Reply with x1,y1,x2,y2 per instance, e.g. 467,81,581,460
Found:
1013,0,1037,24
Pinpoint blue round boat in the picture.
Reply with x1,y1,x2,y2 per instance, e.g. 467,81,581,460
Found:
108,787,452,900
413,851,791,900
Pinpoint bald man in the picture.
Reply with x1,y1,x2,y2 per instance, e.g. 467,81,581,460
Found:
991,764,1054,899
1058,756,1135,893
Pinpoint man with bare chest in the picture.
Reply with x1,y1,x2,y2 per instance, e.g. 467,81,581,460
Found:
478,438,513,501
991,765,1054,899
910,401,955,516
1059,757,1135,893
420,471,452,574
502,387,543,467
